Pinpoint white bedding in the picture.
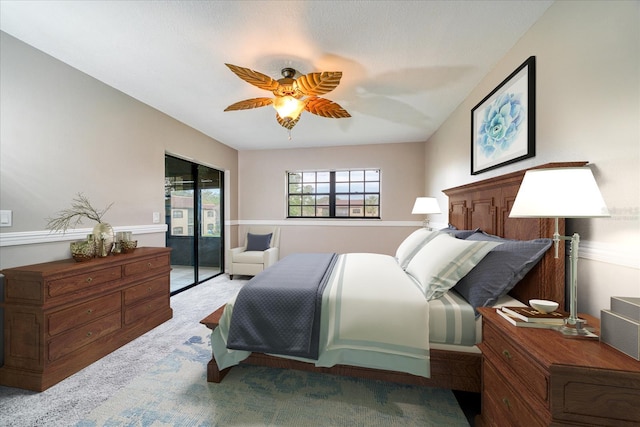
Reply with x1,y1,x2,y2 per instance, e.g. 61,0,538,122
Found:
211,251,508,378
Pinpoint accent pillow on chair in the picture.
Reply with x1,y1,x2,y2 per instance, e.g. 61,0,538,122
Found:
245,233,272,251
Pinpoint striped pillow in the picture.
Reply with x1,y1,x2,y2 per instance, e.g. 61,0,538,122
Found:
405,233,501,300
395,228,440,270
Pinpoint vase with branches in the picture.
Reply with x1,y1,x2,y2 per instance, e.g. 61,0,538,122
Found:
46,193,115,258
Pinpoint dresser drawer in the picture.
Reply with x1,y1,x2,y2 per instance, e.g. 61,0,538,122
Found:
48,311,121,362
483,359,547,427
124,293,168,325
123,276,169,306
123,255,169,277
47,292,121,337
47,266,122,298
483,322,549,404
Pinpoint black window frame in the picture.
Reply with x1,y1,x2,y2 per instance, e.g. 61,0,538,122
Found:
287,169,381,219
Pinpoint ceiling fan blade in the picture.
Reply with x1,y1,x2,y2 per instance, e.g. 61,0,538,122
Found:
296,72,343,96
276,112,300,130
305,97,351,118
225,64,279,92
224,97,273,111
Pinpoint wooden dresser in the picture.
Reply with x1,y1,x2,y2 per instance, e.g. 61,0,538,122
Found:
477,307,640,426
0,247,172,391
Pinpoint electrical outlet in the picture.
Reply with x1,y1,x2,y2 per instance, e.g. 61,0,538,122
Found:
0,210,12,227
153,212,160,224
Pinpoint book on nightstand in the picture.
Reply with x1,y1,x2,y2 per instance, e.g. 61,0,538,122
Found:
496,309,562,329
501,306,567,324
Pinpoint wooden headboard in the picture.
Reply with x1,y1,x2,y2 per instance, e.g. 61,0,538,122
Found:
443,162,587,309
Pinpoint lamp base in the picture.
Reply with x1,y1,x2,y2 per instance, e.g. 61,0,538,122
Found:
558,318,598,339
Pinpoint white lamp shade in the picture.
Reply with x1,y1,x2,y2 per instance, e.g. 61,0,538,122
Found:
510,167,610,218
412,197,441,214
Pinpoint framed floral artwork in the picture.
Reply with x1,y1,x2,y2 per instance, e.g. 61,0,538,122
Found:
471,56,535,175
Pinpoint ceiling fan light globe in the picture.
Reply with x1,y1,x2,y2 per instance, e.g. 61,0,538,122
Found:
273,95,306,120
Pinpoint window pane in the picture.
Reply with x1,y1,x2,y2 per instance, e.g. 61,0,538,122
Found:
365,182,379,192
350,170,364,181
316,207,330,217
350,207,364,217
289,172,302,183
302,172,316,182
365,170,379,180
302,206,316,216
317,195,330,204
289,206,301,216
365,206,379,217
336,206,349,216
317,183,330,193
317,171,330,182
350,194,364,205
302,195,316,205
289,183,301,194
289,195,301,205
302,183,315,193
336,171,350,182
336,182,349,193
365,195,379,205
350,182,364,193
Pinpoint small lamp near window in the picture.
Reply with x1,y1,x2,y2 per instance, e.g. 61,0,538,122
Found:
412,197,441,230
509,167,610,338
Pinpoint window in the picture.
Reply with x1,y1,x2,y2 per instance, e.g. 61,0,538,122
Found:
287,169,380,218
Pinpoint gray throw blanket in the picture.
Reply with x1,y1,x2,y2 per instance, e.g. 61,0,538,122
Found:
226,252,338,360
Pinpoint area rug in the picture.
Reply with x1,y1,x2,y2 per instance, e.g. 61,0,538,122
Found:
76,331,468,426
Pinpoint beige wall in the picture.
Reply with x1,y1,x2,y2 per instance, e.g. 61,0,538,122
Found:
237,142,425,257
422,1,640,316
0,32,238,269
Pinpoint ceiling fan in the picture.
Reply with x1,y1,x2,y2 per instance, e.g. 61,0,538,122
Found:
223,64,351,134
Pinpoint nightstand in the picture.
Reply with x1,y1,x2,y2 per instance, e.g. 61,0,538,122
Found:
477,307,640,426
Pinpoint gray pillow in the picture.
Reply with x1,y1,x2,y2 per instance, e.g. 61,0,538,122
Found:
246,233,272,251
440,226,479,239
453,231,552,314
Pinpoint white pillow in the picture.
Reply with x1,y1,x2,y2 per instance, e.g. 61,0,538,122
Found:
395,228,440,270
405,233,501,300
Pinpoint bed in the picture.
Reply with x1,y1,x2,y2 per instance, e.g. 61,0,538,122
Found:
202,162,583,392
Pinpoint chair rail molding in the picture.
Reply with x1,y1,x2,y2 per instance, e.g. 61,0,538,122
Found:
0,224,167,247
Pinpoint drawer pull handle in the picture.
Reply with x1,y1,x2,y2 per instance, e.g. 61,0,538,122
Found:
147,262,152,268
87,309,93,314
148,287,152,291
502,349,512,359
86,277,93,283
87,331,93,337
502,397,511,409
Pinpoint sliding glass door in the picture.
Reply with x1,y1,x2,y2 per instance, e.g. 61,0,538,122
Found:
165,155,224,294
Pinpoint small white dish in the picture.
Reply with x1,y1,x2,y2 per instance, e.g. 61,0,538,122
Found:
529,299,559,314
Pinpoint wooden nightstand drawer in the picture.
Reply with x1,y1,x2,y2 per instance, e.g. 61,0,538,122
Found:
483,321,549,404
48,292,121,336
551,365,640,426
483,359,547,427
48,311,121,362
47,266,122,298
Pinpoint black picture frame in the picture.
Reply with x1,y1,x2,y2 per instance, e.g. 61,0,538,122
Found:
471,56,536,175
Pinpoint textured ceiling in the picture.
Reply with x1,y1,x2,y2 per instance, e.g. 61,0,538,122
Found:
0,1,554,151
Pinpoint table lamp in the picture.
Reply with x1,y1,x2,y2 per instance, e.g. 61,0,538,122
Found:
509,167,610,337
412,197,441,230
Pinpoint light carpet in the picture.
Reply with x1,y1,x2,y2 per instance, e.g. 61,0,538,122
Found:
1,274,469,426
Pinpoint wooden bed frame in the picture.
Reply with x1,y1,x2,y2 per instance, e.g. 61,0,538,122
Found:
201,162,583,392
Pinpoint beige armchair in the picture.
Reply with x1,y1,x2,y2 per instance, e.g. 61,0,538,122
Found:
229,226,280,279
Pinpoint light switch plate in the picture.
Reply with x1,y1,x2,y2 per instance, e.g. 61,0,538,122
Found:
153,212,160,224
0,210,12,227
